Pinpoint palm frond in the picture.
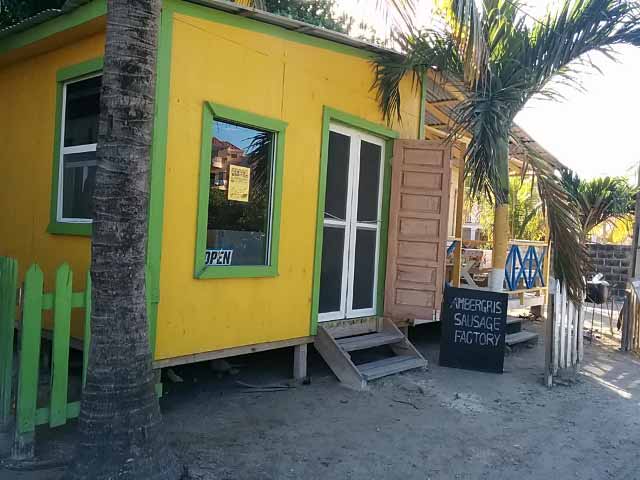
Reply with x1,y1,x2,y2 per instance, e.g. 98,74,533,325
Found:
522,149,588,303
519,0,640,106
561,169,638,235
372,29,464,122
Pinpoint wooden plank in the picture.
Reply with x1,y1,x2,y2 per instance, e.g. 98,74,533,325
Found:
293,344,307,381
15,265,43,440
544,291,555,388
566,300,573,369
0,257,18,427
49,264,72,428
552,281,561,374
359,355,425,381
82,271,91,387
337,331,403,352
559,284,567,369
506,331,538,346
571,301,579,366
577,300,584,363
153,336,314,369
323,316,380,339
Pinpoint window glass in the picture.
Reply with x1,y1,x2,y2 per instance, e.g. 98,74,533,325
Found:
64,76,100,147
206,120,274,266
62,151,96,219
59,74,101,222
324,131,350,220
356,140,381,222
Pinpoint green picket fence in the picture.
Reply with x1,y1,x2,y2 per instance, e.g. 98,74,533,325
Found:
0,257,18,430
0,258,91,459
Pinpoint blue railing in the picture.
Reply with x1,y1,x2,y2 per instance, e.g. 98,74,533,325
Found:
504,242,547,291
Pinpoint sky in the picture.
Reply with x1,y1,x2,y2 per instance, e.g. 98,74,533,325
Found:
335,0,640,180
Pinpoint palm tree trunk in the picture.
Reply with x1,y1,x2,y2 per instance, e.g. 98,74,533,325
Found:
66,1,180,478
489,136,510,292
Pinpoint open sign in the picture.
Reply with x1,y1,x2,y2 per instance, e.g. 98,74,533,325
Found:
205,249,233,266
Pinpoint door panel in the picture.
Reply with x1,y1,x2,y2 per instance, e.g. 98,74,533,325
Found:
351,228,377,310
384,140,451,321
319,225,347,315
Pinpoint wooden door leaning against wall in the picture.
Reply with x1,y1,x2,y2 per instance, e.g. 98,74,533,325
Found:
384,140,452,324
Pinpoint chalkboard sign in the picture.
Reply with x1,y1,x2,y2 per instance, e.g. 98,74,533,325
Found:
439,286,508,374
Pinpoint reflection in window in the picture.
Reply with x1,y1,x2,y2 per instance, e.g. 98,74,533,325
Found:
207,120,274,266
58,74,101,222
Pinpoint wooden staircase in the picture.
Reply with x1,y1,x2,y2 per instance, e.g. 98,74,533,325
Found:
314,318,426,390
506,316,539,346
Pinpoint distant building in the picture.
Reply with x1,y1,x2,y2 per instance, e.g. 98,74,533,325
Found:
211,138,248,190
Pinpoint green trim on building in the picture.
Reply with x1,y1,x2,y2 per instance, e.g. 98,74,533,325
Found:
146,1,176,356
194,102,287,280
47,56,103,238
309,106,397,335
172,0,374,60
0,0,107,57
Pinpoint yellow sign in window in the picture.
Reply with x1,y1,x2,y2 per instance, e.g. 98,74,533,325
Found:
227,164,251,202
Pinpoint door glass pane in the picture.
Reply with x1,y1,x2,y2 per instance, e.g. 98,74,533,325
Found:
319,226,345,313
324,131,350,220
206,120,274,266
62,151,96,219
357,140,381,222
352,228,377,310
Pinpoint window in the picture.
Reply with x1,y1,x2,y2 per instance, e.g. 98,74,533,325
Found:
194,103,287,279
49,58,103,236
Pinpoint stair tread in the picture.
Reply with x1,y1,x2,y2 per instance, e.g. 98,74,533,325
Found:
337,331,404,352
358,355,426,381
506,330,538,345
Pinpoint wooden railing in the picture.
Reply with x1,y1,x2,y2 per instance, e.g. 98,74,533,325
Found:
504,240,549,293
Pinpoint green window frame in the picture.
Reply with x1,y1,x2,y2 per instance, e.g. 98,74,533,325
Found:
48,57,103,236
195,102,287,279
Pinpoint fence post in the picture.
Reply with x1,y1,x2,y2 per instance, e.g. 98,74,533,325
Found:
49,264,72,428
544,281,555,388
0,257,18,430
12,264,43,460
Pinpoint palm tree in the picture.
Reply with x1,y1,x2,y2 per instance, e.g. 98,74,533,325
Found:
373,0,640,300
561,169,637,239
66,0,179,478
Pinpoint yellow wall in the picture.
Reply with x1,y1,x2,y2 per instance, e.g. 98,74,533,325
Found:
0,32,104,307
156,9,421,359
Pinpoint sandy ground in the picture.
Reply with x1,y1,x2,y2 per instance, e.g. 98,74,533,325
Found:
3,320,640,480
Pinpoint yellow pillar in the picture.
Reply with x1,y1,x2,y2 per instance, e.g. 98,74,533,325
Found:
490,203,510,291
452,158,465,287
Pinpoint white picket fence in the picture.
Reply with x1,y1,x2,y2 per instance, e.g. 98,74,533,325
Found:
544,280,584,387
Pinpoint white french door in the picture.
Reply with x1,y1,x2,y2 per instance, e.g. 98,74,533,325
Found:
318,123,385,322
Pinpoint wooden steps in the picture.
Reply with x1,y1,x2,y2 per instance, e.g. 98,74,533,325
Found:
314,317,426,390
336,331,404,352
506,330,538,346
359,355,426,381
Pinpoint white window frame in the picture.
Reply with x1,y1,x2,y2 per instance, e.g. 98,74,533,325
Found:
318,123,385,322
56,73,100,224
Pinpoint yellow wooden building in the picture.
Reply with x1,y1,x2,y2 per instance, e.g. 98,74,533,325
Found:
0,0,552,390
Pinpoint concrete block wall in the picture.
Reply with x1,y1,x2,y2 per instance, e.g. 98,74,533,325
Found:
586,243,632,299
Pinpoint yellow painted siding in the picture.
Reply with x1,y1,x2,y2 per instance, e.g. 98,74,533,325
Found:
156,11,421,359
0,33,104,318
